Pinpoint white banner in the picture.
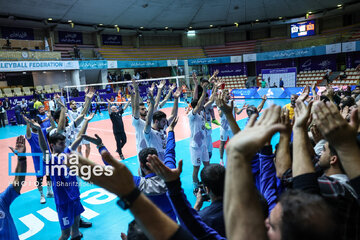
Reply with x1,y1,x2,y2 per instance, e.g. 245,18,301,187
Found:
0,61,79,72
326,43,341,54
107,61,117,69
230,55,242,63
243,53,257,62
342,42,356,53
167,59,178,66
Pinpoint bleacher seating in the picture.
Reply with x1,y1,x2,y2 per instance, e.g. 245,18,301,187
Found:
22,87,32,96
44,85,53,93
52,84,60,93
204,41,256,57
296,70,329,87
3,88,14,97
98,45,205,60
13,88,24,96
331,68,360,86
53,44,97,60
218,75,248,89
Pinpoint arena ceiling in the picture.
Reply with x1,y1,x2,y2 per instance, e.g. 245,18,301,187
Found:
0,0,360,33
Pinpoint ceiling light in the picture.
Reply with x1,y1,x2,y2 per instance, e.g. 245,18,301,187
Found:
68,20,72,23
140,26,144,29
308,11,312,14
43,71,47,74
189,26,192,29
187,30,196,37
278,16,283,20
337,4,342,7
99,24,103,26
234,22,239,27
255,19,259,22
210,24,213,27
48,18,53,21
62,70,66,73
165,26,168,29
114,24,118,27
22,72,26,75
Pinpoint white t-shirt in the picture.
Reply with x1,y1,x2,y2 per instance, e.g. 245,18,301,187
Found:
144,125,168,161
132,116,147,154
49,100,55,111
188,109,207,148
218,100,235,131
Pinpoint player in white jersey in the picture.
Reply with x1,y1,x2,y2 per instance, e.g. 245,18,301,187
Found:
217,89,248,165
188,84,209,186
144,87,181,161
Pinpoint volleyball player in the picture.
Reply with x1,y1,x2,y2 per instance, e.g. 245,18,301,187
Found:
188,84,209,187
144,87,181,161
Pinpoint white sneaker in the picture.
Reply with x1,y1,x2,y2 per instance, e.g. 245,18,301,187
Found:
47,192,54,198
40,195,46,204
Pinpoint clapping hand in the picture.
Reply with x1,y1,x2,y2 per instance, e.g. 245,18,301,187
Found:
9,135,26,156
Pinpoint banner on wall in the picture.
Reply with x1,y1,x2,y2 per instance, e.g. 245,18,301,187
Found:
0,61,79,72
230,56,242,63
257,88,285,98
256,46,326,61
342,42,356,53
58,31,83,44
326,43,341,54
117,60,168,68
298,54,337,71
1,27,34,40
261,68,297,87
209,63,247,76
243,53,257,62
79,60,107,69
256,59,295,75
107,61,117,69
231,88,259,98
102,34,122,45
188,57,230,65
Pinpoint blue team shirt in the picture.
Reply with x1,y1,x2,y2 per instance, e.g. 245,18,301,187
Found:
26,132,45,176
0,185,20,240
37,114,51,129
49,148,81,206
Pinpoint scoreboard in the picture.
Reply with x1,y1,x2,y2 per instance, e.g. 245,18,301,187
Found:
290,20,315,38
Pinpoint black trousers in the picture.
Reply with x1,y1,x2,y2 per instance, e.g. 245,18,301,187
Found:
114,131,127,155
0,113,5,127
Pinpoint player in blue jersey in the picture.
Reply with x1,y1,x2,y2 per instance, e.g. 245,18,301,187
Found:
35,111,94,240
0,136,27,240
24,113,56,204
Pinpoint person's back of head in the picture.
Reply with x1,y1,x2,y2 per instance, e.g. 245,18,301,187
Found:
200,164,225,198
278,190,335,240
152,111,166,123
53,109,61,122
138,148,158,172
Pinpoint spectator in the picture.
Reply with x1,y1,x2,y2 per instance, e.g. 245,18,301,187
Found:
36,106,51,129
0,102,6,127
34,99,43,110
261,79,267,88
194,164,226,237
3,97,10,110
13,103,23,125
279,78,284,88
20,99,27,115
283,93,300,120
48,96,56,117
28,98,37,119
271,83,277,88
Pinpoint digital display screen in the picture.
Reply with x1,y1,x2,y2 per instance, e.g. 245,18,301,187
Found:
290,20,315,38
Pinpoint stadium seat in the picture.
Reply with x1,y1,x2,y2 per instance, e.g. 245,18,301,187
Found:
22,87,32,96
36,86,44,92
3,88,14,97
13,88,24,96
44,85,53,93
52,84,60,93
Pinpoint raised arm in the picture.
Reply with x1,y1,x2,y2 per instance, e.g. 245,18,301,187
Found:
257,95,267,112
123,99,131,111
216,92,240,134
192,72,199,100
167,88,181,124
225,105,285,240
23,115,32,139
204,80,222,109
154,80,166,110
275,108,292,178
70,113,95,151
107,99,112,115
132,79,140,118
46,111,56,131
56,99,67,133
144,93,155,134
159,83,176,109
80,87,95,116
192,85,207,115
292,100,315,177
10,136,27,193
